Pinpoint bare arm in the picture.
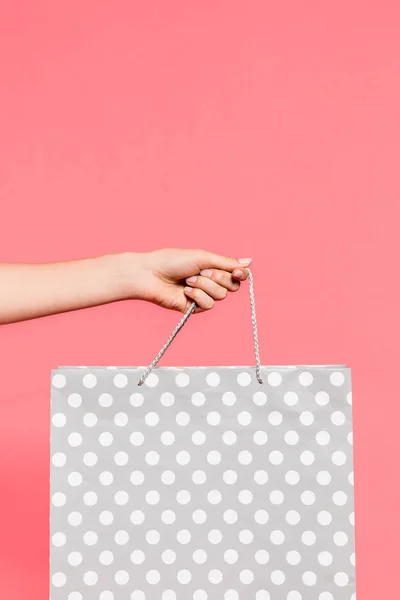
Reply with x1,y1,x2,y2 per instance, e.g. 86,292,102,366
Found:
0,250,251,324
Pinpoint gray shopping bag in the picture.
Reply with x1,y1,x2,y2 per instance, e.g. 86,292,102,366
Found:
50,272,355,600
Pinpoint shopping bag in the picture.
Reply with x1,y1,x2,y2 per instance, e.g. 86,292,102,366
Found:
50,271,355,599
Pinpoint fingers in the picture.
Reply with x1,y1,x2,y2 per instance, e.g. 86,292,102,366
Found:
183,286,215,311
195,250,252,273
199,268,245,290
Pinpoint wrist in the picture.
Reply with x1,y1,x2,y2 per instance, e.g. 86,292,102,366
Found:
110,252,151,301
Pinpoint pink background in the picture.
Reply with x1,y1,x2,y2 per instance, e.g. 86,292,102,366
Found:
1,1,399,598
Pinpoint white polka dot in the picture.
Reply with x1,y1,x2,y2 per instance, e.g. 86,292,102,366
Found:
157,393,174,410
114,530,129,545
271,570,285,585
130,392,144,407
316,431,331,445
68,432,82,447
238,411,252,426
331,411,346,426
286,593,301,600
237,372,252,386
317,511,332,526
347,391,352,405
177,490,191,504
269,450,284,465
240,569,254,584
318,551,333,566
351,552,356,566
206,372,220,387
207,411,221,426
193,509,207,524
284,430,299,445
130,510,145,525
302,530,317,545
254,509,269,524
284,391,299,406
145,373,159,387
114,491,129,506
223,430,237,445
348,471,354,485
162,510,176,525
84,531,98,546
319,594,334,600
52,374,66,388
333,491,348,506
52,413,66,427
286,551,301,565
255,550,270,565
334,531,349,546
69,593,83,600
238,450,253,465
302,571,317,586
268,411,283,426
330,371,345,386
146,490,160,505
99,392,113,407
83,491,97,506
349,512,355,526
52,452,67,467
285,470,300,485
162,591,176,600
334,572,349,587
193,591,208,600
99,511,114,525
301,491,316,505
223,509,238,524
82,412,97,427
115,570,129,585
99,471,113,486
224,549,238,564
68,393,82,407
146,530,161,545
84,571,98,586
208,529,223,544
160,431,174,446
238,489,253,504
176,450,191,466
348,431,353,445
176,411,190,426
145,412,160,426
209,569,223,584
130,431,144,446
299,371,313,386
146,570,160,585
176,373,190,387
253,391,267,406
223,470,238,485
300,451,315,466
114,412,128,427
254,470,268,485
145,451,160,466
207,489,222,505
99,432,113,446
99,550,114,566
207,450,221,465
52,532,67,547
300,410,314,426
268,372,282,386
253,430,268,445
161,470,176,485
317,470,332,485
68,472,82,487
131,550,145,565
192,470,207,485
225,591,239,600
131,593,145,600
113,373,128,388
83,374,97,388
315,391,330,405
270,489,284,505
114,451,128,466
130,470,145,486
270,530,285,544
286,510,300,525
332,451,347,466
52,572,67,587
177,569,192,584
192,392,206,406
193,549,207,564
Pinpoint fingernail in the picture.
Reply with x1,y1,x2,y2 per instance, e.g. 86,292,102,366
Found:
235,269,244,278
239,258,252,265
200,269,213,277
186,276,197,283
184,286,193,293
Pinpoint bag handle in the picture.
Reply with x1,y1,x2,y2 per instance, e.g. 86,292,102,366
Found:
138,268,263,386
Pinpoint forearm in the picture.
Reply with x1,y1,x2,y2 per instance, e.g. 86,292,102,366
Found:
0,253,138,324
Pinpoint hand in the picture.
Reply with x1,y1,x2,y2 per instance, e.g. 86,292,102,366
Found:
130,248,252,313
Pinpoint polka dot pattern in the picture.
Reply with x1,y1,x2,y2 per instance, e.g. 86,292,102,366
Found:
51,367,354,598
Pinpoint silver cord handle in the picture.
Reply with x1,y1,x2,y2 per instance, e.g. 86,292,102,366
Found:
138,268,263,385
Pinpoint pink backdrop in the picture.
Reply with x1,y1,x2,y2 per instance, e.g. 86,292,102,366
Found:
1,1,400,598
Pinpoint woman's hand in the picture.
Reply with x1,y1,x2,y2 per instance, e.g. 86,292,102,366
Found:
127,248,252,313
